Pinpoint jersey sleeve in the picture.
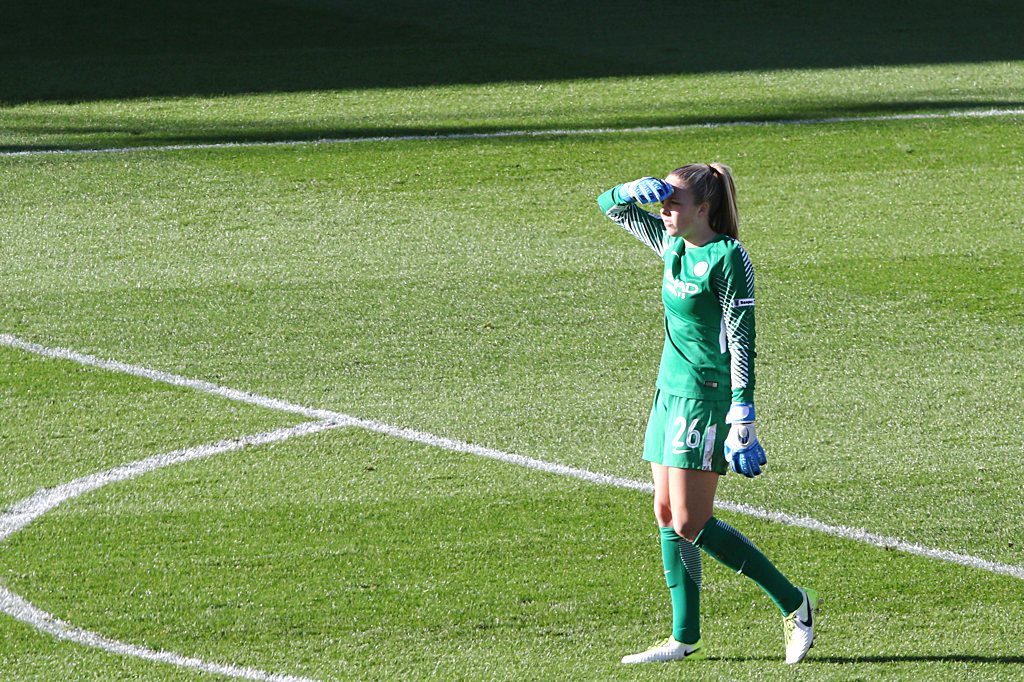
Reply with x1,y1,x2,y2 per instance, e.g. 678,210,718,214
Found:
596,185,669,257
711,242,757,404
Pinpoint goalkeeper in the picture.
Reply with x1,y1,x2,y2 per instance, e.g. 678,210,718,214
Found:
597,165,819,665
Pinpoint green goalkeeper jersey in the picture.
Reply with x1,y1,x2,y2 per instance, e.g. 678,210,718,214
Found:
598,185,756,404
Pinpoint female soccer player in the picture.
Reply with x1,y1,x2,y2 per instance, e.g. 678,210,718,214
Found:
596,164,819,665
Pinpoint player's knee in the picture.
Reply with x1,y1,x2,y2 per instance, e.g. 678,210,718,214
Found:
653,499,672,527
672,513,709,542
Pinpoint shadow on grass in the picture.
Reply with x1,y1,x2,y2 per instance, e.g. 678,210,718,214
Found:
2,99,1022,154
1,0,1023,104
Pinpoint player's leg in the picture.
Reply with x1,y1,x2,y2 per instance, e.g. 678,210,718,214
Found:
666,466,718,541
621,462,705,664
691,509,817,663
692,514,802,612
657,463,702,647
665,395,817,663
621,393,705,664
663,467,715,647
653,397,723,659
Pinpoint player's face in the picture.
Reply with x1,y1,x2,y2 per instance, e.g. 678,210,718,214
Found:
660,182,706,237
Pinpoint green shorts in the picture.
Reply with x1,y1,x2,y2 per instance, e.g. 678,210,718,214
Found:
643,389,729,474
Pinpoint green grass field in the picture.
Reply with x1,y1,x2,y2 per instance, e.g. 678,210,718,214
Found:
3,1,1024,680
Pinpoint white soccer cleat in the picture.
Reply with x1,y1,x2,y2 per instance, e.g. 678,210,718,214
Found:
621,636,705,664
783,587,820,664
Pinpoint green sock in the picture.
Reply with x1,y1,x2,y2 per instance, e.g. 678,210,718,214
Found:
694,516,802,615
659,526,701,644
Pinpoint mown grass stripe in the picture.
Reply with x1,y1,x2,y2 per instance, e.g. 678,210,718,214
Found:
3,333,1022,582
715,500,1024,580
0,421,343,682
1,108,1022,159
0,586,319,682
0,334,343,421
0,421,343,543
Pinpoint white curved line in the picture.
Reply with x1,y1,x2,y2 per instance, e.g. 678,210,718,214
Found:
0,420,343,543
1,421,341,682
0,587,315,682
4,333,1022,581
1,108,1022,159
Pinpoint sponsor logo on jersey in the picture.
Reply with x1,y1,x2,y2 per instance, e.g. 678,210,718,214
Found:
664,275,699,299
732,298,755,307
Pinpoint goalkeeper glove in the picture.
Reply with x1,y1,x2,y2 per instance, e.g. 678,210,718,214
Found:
619,177,674,204
724,403,767,478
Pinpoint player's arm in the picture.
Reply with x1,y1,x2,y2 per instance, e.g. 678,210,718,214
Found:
712,243,765,477
713,242,757,404
596,177,672,257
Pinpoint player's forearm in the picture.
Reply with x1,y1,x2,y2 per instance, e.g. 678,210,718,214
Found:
727,309,756,404
713,245,757,404
596,184,668,256
731,375,755,405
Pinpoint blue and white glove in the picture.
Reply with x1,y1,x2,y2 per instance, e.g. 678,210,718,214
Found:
619,177,674,204
724,403,767,478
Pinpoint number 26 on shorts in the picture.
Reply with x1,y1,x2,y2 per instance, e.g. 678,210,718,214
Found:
672,416,702,453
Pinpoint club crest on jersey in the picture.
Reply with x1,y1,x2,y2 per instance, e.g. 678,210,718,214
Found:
693,261,709,277
664,275,699,299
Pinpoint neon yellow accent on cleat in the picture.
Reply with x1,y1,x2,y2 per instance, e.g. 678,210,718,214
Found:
621,636,706,664
783,588,820,664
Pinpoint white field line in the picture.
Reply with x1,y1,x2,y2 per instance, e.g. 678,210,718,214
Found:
0,589,317,682
0,420,342,682
0,334,343,422
3,420,1020,682
0,421,343,544
715,500,1024,580
4,333,1024,584
2,108,1023,159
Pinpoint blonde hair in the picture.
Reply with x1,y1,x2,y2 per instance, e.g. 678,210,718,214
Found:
667,163,739,238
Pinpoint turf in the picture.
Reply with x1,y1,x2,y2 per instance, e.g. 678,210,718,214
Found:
5,427,1024,681
0,348,303,510
2,61,1023,152
0,349,302,680
3,1,1024,679
2,110,1023,679
3,0,1023,105
3,115,1022,563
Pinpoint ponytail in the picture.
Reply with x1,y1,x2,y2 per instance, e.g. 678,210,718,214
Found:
667,163,740,238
